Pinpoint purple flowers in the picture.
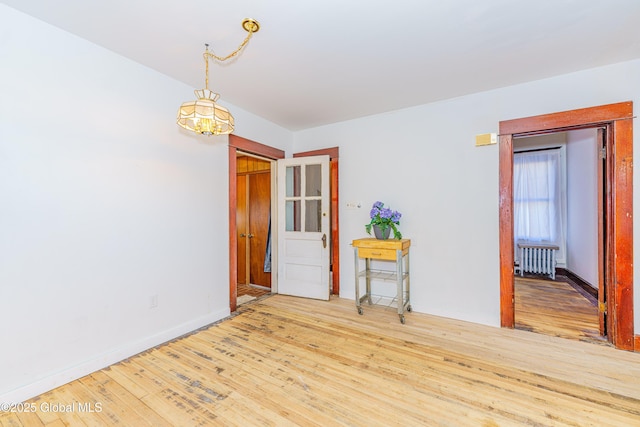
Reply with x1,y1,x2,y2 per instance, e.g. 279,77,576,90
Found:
366,201,402,239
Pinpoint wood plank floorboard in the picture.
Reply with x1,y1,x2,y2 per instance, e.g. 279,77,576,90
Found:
514,276,606,345
237,283,271,299
2,295,639,426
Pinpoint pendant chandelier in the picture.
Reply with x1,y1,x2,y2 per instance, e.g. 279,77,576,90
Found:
177,18,260,136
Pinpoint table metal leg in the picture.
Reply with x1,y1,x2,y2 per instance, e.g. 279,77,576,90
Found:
365,258,372,305
405,250,411,313
354,248,363,314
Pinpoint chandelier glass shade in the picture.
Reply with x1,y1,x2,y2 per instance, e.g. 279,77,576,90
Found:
177,19,259,136
177,89,234,136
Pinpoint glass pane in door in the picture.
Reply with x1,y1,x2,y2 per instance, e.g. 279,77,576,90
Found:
305,164,322,197
286,166,301,197
285,200,301,231
305,199,322,232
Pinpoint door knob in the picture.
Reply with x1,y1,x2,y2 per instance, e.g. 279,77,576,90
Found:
248,233,254,238
322,233,327,248
240,233,246,237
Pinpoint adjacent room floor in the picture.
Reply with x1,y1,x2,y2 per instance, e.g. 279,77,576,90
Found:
237,283,270,306
514,274,607,346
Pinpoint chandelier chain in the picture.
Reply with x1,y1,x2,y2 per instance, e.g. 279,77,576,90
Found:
204,44,210,89
177,18,259,136
204,28,256,63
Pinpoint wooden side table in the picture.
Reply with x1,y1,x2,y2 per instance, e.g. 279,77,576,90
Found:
352,238,411,323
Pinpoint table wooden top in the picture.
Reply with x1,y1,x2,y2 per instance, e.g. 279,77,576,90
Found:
352,238,411,250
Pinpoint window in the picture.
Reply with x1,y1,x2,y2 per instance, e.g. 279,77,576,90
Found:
513,148,566,252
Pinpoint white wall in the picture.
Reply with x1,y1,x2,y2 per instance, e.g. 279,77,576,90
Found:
293,58,640,330
0,5,291,403
566,129,599,287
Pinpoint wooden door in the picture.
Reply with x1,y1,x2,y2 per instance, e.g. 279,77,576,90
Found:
236,156,271,289
596,128,608,337
294,147,340,295
277,155,330,300
236,174,248,285
248,171,271,288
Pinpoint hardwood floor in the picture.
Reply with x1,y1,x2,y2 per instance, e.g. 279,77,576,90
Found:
514,275,607,345
237,283,271,299
2,295,639,426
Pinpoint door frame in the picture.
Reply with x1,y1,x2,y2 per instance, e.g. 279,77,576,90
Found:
294,147,340,295
498,101,634,350
229,135,285,312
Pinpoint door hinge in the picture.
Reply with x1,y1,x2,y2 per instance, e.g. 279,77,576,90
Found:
600,146,607,160
598,301,607,314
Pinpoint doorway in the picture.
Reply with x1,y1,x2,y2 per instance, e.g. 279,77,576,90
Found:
228,136,341,312
236,153,272,302
229,135,285,312
512,131,603,344
498,101,634,351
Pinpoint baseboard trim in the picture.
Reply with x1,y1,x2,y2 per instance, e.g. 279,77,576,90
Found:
0,308,229,404
556,268,597,299
249,283,271,291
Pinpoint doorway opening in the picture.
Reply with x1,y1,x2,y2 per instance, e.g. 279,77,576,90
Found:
498,101,634,351
512,130,605,345
236,152,273,305
228,136,341,312
229,135,285,312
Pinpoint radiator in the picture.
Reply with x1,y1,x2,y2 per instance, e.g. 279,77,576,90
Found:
517,241,559,280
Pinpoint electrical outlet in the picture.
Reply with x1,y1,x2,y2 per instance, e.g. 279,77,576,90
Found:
346,201,362,209
150,294,158,309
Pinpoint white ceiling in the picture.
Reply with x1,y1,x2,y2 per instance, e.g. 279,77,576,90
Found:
4,0,640,131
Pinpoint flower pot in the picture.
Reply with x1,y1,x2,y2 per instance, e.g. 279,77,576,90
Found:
373,224,391,240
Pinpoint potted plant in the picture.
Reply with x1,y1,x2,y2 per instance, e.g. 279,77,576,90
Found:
365,201,402,240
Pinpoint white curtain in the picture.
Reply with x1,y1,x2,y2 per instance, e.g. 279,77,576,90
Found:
513,149,566,259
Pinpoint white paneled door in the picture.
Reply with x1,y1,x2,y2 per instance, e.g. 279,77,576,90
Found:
277,155,330,300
